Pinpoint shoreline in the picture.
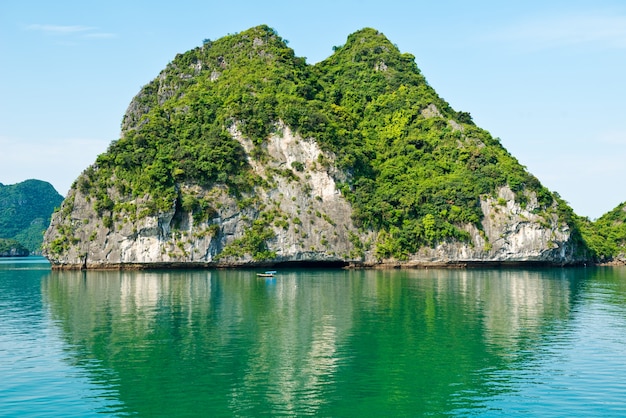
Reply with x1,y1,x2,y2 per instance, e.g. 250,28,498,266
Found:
46,259,625,271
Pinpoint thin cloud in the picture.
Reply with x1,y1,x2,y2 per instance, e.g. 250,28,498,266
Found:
26,23,115,40
26,24,95,34
83,32,117,39
597,129,626,145
489,13,626,50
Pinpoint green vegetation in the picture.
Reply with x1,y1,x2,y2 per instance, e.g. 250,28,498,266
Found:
0,238,29,256
0,180,63,252
579,202,626,262
68,25,580,260
218,211,277,261
312,28,557,258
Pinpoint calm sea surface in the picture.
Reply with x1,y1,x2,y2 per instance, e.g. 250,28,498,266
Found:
1,257,626,417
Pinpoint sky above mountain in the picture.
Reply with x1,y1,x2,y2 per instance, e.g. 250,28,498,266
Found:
1,0,625,219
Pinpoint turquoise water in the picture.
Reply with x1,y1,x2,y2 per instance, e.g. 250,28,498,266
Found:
1,258,626,416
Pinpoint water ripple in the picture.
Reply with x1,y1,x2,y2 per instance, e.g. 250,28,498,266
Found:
3,265,626,416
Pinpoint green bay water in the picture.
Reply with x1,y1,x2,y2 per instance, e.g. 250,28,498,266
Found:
2,258,626,416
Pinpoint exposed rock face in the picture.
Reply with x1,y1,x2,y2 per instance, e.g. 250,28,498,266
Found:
44,124,584,269
44,125,367,269
400,186,580,266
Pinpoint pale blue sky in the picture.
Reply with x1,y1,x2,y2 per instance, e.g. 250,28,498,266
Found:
1,0,625,219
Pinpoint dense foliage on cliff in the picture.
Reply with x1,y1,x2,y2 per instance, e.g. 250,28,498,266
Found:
579,202,626,262
76,25,577,259
0,180,63,252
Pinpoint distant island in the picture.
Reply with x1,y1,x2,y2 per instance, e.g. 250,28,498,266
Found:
579,202,626,264
0,238,29,257
41,25,624,269
0,179,64,256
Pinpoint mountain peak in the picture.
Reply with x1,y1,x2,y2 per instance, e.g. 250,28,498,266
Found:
346,27,393,45
330,27,402,61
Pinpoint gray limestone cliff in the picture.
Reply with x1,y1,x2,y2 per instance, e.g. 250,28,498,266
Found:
44,123,585,269
44,124,364,268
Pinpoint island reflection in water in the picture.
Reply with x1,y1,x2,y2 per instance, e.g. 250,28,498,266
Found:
41,267,624,416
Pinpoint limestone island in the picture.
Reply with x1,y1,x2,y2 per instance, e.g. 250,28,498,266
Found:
43,25,594,270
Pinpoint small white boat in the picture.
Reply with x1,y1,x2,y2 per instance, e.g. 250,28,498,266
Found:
256,270,276,277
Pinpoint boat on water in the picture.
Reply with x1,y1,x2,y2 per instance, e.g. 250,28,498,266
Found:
257,270,277,277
